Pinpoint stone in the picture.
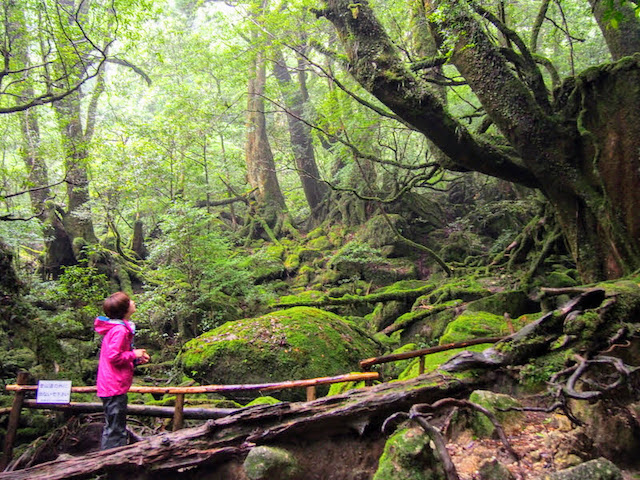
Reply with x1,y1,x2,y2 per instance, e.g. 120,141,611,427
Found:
478,457,516,480
539,457,623,480
243,446,300,480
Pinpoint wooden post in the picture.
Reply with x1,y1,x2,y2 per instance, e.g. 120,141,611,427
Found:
172,393,185,431
1,372,29,471
418,356,425,375
306,386,316,402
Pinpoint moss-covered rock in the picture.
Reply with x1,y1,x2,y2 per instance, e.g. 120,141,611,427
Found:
399,300,464,344
417,277,491,305
355,214,413,257
373,425,446,480
307,235,333,251
467,390,523,438
244,396,282,407
379,343,417,380
439,310,517,344
328,242,417,285
545,271,580,288
466,291,539,318
478,458,515,480
180,307,380,400
243,446,300,480
540,457,622,480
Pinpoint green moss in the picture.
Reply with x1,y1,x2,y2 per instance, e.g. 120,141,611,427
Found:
274,290,326,306
306,227,326,240
284,253,300,271
307,235,333,250
439,310,523,344
243,446,300,480
244,396,282,407
546,271,580,288
419,276,490,305
373,426,446,480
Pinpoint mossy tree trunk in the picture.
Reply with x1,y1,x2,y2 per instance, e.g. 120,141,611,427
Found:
314,0,640,282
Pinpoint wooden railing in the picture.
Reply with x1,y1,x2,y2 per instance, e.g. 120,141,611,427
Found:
359,337,503,374
1,371,378,470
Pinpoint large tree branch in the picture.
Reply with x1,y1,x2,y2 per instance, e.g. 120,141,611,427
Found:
314,1,540,189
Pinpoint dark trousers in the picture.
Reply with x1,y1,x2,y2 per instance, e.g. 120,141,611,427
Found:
101,394,128,450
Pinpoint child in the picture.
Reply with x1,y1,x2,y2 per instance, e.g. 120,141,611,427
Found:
95,292,150,450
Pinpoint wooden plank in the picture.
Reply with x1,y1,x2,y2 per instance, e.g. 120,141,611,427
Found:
173,394,185,431
306,386,316,401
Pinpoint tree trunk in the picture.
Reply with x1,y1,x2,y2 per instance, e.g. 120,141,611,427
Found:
54,94,99,248
244,0,287,233
272,46,328,222
315,0,640,282
589,0,640,60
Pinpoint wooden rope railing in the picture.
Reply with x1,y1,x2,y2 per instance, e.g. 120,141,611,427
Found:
359,337,504,374
1,371,379,470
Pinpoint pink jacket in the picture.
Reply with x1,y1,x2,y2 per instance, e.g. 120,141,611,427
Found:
95,316,137,397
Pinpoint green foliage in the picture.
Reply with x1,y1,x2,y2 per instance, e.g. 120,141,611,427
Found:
57,263,111,310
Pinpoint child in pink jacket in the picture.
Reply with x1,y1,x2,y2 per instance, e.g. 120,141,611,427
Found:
95,292,149,449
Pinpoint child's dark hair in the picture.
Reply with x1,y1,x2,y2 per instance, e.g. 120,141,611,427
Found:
103,292,131,319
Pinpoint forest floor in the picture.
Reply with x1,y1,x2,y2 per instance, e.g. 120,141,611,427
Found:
447,409,640,480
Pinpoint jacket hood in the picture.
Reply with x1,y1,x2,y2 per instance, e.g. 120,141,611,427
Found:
94,316,135,336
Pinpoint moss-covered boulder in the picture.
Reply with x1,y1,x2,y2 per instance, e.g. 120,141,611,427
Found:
467,390,523,438
328,242,418,285
355,214,413,257
243,446,300,480
417,277,491,305
373,425,446,480
478,458,515,480
540,457,623,480
180,307,380,400
246,245,287,283
466,290,539,318
438,310,533,345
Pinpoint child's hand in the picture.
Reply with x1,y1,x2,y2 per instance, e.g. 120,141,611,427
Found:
134,348,150,364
